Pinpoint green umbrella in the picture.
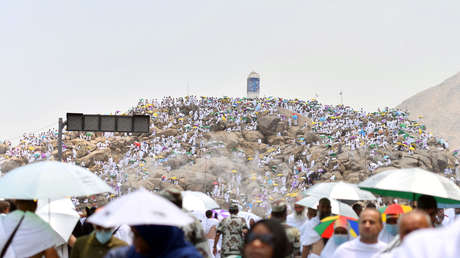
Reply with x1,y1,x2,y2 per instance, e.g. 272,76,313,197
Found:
358,168,460,204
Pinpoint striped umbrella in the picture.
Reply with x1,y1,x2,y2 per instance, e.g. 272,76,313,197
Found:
378,204,412,223
314,215,359,239
358,168,460,204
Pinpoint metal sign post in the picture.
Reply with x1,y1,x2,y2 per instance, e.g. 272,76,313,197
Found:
57,113,150,162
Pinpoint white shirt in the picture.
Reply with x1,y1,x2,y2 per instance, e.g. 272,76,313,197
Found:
300,215,321,247
392,217,460,258
286,213,307,231
332,238,386,258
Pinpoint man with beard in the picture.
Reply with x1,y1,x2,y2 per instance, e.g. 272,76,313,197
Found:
286,203,307,231
300,198,331,258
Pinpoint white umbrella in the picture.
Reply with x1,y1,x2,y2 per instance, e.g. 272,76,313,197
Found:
296,195,358,219
0,210,62,258
0,161,113,200
88,188,194,227
305,181,376,201
36,198,79,244
358,168,460,204
182,191,219,211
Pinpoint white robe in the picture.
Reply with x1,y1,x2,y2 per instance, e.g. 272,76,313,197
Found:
300,216,321,247
286,213,307,231
332,238,387,258
392,217,460,258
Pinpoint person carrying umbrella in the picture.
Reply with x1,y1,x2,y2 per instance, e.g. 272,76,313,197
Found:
104,225,202,258
159,187,212,258
319,217,353,258
300,198,331,258
378,205,401,244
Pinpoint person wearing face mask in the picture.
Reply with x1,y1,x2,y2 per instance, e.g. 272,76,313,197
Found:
378,213,399,244
319,218,352,258
70,224,127,258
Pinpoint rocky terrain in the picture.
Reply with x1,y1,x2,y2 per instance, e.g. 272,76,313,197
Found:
1,97,459,213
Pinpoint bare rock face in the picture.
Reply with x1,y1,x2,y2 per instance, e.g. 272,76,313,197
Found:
78,149,111,168
242,130,264,142
210,131,241,150
304,132,320,144
159,129,179,137
1,158,26,173
257,116,287,137
267,135,285,145
0,144,9,154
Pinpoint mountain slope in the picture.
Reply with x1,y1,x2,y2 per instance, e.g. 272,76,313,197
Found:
398,72,460,149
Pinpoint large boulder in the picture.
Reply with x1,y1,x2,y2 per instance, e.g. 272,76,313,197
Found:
267,135,285,145
159,129,178,137
1,158,26,173
304,132,320,144
242,130,264,142
0,144,9,154
257,116,287,137
210,131,241,150
78,149,111,167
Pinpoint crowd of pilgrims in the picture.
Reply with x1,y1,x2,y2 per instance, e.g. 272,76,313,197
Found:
0,96,459,257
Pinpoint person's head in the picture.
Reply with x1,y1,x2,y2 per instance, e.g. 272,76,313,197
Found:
270,199,288,222
14,199,37,212
293,204,305,216
206,210,213,219
398,209,432,241
352,203,363,217
307,208,317,220
383,213,400,236
229,204,239,215
317,198,331,220
332,218,350,247
243,219,289,258
358,208,383,244
159,186,183,208
417,195,437,225
132,225,186,256
0,200,10,214
366,202,377,209
93,225,114,244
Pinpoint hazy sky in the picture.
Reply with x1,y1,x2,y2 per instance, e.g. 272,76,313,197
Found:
1,0,460,142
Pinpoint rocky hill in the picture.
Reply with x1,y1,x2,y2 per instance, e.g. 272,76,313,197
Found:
398,72,460,150
1,96,458,214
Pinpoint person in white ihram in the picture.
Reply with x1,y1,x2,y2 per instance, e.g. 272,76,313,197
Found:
332,208,386,258
286,203,308,231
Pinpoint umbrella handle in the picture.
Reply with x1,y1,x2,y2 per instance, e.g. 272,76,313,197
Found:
0,213,25,258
